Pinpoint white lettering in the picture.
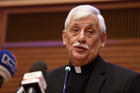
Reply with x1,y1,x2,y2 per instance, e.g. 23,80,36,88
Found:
1,54,16,72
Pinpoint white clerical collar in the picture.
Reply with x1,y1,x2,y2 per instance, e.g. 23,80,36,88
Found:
74,66,82,73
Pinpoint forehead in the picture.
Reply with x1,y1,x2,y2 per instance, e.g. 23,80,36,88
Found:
69,14,99,27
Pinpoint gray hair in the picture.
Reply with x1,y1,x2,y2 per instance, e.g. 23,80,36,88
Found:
64,5,106,32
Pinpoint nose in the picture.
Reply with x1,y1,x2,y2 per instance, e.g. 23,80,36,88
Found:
78,31,86,43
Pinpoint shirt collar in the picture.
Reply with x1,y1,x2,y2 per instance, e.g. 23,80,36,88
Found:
70,55,99,74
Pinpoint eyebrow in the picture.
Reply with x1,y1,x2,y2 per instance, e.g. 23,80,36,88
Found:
71,23,96,27
68,23,79,30
68,22,98,30
71,23,78,27
87,24,96,27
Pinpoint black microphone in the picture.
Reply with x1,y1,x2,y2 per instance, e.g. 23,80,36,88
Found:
0,49,16,87
21,61,47,93
63,66,71,93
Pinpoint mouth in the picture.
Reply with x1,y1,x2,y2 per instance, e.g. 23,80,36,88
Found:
72,42,89,52
74,46,87,52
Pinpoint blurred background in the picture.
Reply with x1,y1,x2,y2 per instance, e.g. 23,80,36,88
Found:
0,0,140,92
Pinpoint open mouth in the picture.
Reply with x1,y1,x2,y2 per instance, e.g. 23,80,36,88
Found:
77,46,85,49
75,46,87,52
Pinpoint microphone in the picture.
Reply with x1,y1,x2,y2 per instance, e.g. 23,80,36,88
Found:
0,49,16,87
15,86,24,93
21,61,47,93
63,66,71,93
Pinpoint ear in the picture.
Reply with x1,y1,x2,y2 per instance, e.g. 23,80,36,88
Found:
62,30,66,45
100,32,107,48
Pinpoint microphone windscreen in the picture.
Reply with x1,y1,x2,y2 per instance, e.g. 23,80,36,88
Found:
21,61,47,93
29,61,47,81
0,49,16,82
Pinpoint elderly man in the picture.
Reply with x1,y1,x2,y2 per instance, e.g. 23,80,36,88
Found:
46,5,140,93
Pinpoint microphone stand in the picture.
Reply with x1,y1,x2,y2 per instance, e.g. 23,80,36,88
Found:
63,66,71,93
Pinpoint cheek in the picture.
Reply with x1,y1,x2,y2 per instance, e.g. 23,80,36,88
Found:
65,35,76,49
88,37,101,52
67,35,77,45
65,36,77,58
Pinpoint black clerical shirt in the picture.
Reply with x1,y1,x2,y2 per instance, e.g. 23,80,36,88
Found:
65,56,98,93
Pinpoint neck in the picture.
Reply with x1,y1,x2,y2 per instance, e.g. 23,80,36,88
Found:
70,55,100,74
71,58,91,66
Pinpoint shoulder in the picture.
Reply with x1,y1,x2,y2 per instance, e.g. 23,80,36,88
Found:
106,62,139,77
100,61,140,92
46,66,66,79
45,66,66,93
96,56,139,78
106,62,140,90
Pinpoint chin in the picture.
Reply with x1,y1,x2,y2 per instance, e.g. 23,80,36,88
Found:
73,53,87,60
71,62,83,66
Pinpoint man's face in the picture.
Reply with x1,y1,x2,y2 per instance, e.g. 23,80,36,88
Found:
62,14,106,66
